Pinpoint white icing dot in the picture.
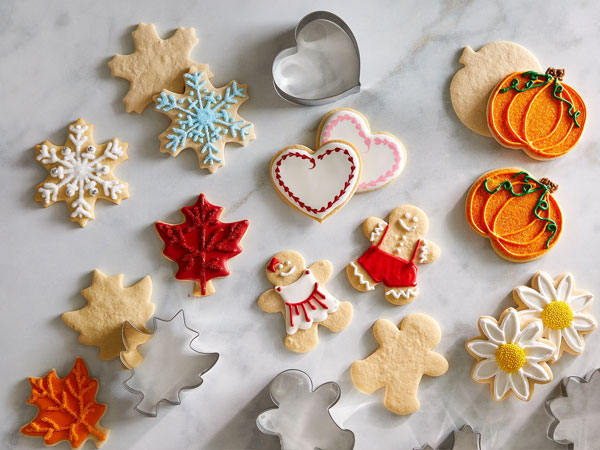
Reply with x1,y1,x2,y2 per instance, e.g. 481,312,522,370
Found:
285,261,291,265
412,216,419,222
404,212,411,219
277,264,283,269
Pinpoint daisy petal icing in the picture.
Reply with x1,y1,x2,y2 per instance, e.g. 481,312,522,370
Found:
523,343,556,362
556,273,574,303
522,361,550,382
572,313,598,332
473,359,498,380
568,293,593,312
537,271,558,301
510,371,529,401
562,326,584,353
515,286,548,311
516,320,543,346
479,318,504,344
494,370,511,400
467,340,498,358
502,308,519,343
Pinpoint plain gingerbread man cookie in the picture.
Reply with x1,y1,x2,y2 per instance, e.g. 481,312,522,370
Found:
258,250,353,353
346,205,440,305
351,314,448,415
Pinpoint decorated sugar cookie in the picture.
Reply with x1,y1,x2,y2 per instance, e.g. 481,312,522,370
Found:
346,205,440,305
155,194,249,297
108,23,213,114
450,41,541,136
317,108,406,192
20,358,109,448
466,168,563,262
351,314,448,415
270,141,362,222
154,66,255,172
466,308,555,401
514,271,596,363
34,119,129,227
258,251,353,353
488,68,586,159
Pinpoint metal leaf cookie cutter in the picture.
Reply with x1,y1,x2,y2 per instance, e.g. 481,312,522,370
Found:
272,11,361,106
256,369,355,450
120,309,219,417
416,425,483,450
545,368,600,450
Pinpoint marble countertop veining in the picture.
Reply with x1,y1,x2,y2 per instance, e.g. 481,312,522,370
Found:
1,0,600,449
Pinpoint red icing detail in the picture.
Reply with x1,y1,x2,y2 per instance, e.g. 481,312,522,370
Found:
276,286,282,292
274,147,357,215
268,257,280,272
305,270,310,275
284,282,328,329
155,194,249,296
357,225,421,287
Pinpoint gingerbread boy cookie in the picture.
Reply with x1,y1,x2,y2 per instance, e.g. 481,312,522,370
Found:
351,314,448,415
346,205,440,305
258,251,353,353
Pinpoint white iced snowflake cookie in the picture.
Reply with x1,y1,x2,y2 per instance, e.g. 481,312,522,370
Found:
514,271,597,363
466,308,555,401
450,41,541,136
34,118,129,227
317,108,406,192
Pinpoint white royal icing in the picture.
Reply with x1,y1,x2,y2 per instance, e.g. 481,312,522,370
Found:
271,142,361,221
276,270,339,335
349,261,374,291
385,287,419,299
370,221,386,242
318,109,406,192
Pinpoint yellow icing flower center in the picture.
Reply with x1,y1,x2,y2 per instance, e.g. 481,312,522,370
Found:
541,301,573,330
496,343,526,373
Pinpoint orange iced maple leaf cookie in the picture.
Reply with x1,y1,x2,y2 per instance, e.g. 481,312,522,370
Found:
258,250,353,353
62,270,155,366
34,119,129,227
466,308,555,401
465,167,563,262
351,314,448,415
108,23,212,114
487,68,586,159
21,357,109,449
154,66,255,172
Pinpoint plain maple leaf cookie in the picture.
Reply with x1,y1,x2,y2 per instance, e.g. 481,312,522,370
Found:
34,118,129,227
62,270,155,366
21,357,110,449
258,250,353,353
155,194,249,297
108,23,212,114
351,314,448,415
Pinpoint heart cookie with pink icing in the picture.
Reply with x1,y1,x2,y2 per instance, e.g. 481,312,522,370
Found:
317,108,406,192
270,140,362,222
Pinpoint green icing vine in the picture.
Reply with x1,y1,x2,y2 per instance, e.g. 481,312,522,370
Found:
483,171,558,249
499,71,581,128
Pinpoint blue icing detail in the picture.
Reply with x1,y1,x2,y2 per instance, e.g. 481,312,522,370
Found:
155,71,252,165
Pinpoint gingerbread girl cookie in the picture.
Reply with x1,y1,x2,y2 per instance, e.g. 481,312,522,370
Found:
351,314,448,415
258,251,353,353
346,205,440,305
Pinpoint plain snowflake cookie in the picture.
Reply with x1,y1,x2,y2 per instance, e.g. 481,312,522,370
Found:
514,271,596,363
270,140,362,222
258,250,353,353
34,118,129,227
466,308,555,402
317,108,406,192
108,23,212,114
450,41,541,136
351,314,448,415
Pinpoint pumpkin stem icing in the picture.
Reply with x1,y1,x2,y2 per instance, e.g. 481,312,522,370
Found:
539,178,558,194
545,67,565,81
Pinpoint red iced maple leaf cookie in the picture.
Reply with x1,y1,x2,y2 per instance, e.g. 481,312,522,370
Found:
20,357,109,449
155,193,249,297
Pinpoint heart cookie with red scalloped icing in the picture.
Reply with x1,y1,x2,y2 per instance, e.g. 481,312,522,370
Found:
270,140,362,222
317,108,406,192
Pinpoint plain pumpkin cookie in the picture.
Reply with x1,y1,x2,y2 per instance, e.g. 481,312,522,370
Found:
450,41,541,136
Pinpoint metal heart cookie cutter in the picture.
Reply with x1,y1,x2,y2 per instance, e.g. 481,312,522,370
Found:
120,310,219,417
272,11,361,106
256,369,355,450
545,368,600,450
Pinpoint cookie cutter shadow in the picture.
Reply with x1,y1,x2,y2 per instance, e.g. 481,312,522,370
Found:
272,11,360,106
257,369,355,449
120,309,219,418
545,367,600,450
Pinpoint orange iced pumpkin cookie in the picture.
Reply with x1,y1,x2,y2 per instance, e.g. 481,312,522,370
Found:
487,68,586,160
465,168,563,262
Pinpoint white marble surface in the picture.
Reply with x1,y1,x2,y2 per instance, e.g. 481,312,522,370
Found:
1,1,600,449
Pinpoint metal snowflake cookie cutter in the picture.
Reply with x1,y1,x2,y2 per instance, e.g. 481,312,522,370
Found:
545,368,600,450
272,11,361,106
120,309,219,417
256,369,355,450
416,425,482,450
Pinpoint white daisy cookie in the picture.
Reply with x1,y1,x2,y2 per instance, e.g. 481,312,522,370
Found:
514,271,597,363
466,308,555,401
